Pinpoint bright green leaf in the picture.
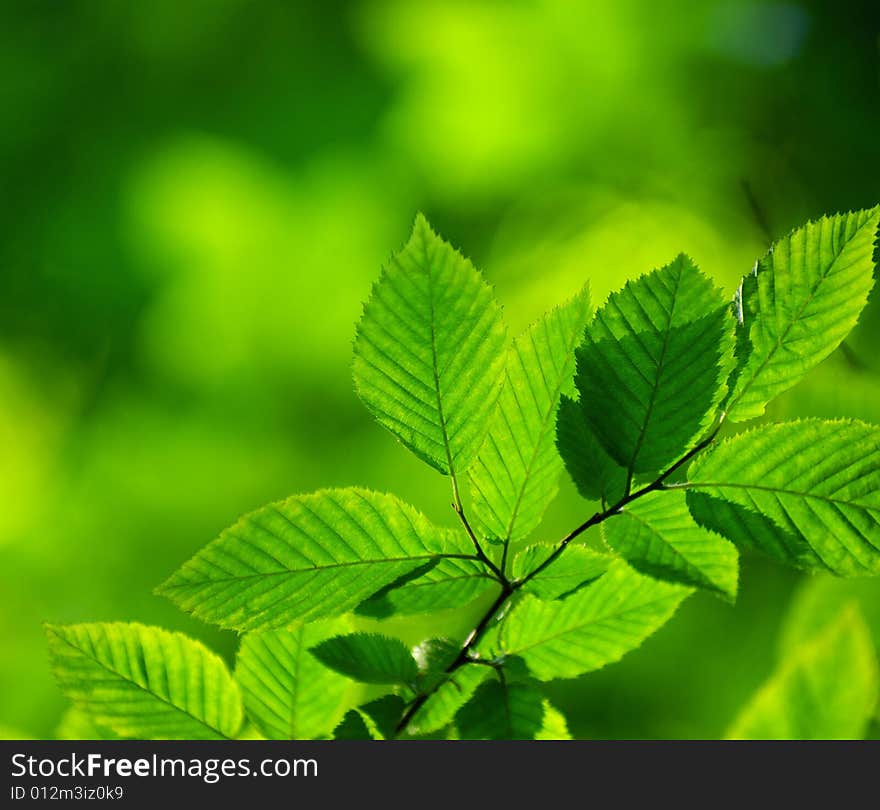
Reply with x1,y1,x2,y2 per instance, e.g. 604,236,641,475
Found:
535,701,572,740
603,490,738,600
468,287,592,541
725,208,880,422
352,214,507,475
46,623,242,740
404,664,491,736
556,394,627,506
686,419,880,576
455,677,545,740
310,632,419,685
157,488,473,631
235,619,353,740
513,544,611,600
575,254,733,478
726,605,878,739
356,556,496,618
480,561,690,680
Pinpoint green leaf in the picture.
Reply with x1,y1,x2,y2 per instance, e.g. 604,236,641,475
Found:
352,214,507,475
725,208,880,422
157,488,473,631
413,638,460,692
535,701,572,740
310,633,419,685
404,664,491,735
480,561,690,680
46,623,242,740
235,620,353,740
556,394,627,505
332,695,407,740
512,544,611,600
356,556,496,618
575,254,733,478
358,695,407,739
603,490,738,600
455,677,545,740
468,287,592,541
686,419,880,576
726,605,878,739
333,710,372,740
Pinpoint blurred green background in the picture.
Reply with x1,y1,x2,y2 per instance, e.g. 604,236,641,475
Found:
2,0,880,739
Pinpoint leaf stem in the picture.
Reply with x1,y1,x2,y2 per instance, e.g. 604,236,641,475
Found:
450,472,506,583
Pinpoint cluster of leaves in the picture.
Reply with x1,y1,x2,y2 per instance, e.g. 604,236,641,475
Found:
47,208,880,739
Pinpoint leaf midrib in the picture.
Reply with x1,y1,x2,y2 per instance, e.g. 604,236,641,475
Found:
162,552,475,589
421,228,457,479
683,480,880,511
626,263,684,477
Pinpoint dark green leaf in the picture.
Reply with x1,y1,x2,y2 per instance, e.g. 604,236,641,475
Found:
575,254,733,477
455,677,545,740
310,632,419,685
556,394,627,505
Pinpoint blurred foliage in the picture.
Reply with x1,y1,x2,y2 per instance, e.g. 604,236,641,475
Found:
0,0,878,738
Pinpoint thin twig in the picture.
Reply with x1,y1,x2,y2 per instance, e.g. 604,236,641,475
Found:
450,473,505,582
395,422,723,737
395,585,511,735
519,423,723,587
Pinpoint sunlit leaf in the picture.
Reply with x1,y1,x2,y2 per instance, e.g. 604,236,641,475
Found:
46,623,242,740
725,208,880,421
686,420,880,575
468,287,592,541
235,620,353,740
353,214,507,474
603,490,738,600
513,544,611,600
404,664,491,736
157,488,473,630
480,561,689,680
356,556,496,618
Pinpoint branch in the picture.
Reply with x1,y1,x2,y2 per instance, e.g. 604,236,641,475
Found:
519,423,723,587
395,585,511,735
396,423,723,737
